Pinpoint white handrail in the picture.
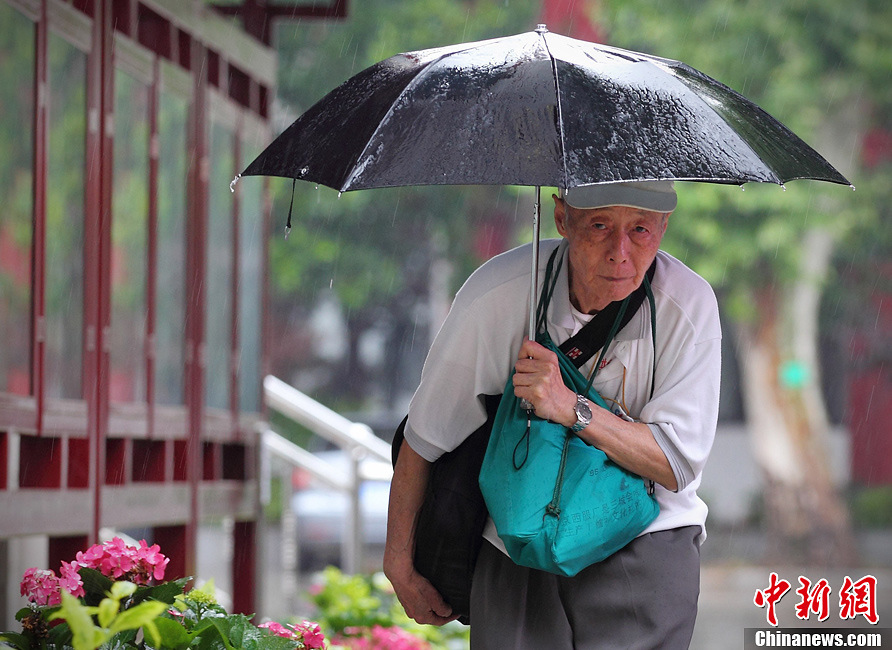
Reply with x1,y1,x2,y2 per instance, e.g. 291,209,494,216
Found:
261,375,393,577
261,428,351,492
263,375,392,463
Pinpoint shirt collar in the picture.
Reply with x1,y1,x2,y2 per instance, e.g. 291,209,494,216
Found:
548,240,579,333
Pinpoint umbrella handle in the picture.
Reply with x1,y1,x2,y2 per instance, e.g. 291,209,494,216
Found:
519,187,541,413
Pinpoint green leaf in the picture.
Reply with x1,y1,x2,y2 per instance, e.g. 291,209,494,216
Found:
108,600,168,635
0,632,30,650
105,628,137,649
141,620,161,648
47,618,73,647
13,608,34,622
132,577,191,606
78,568,115,607
109,581,137,600
190,620,235,650
152,617,193,650
97,598,119,629
50,591,103,650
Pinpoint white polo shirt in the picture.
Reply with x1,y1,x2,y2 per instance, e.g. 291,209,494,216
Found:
405,238,721,549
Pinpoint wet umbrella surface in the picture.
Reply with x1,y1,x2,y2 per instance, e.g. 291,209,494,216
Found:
238,25,850,193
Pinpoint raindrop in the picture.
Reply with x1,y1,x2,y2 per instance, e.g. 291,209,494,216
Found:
740,185,745,192
229,174,241,192
850,184,857,191
781,184,787,192
315,184,319,190
337,192,342,199
284,225,292,240
299,166,309,177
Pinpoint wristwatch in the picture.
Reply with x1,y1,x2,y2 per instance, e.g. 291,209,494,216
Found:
570,394,592,433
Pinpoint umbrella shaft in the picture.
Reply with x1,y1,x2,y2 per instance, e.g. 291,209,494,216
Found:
528,186,541,340
519,187,541,414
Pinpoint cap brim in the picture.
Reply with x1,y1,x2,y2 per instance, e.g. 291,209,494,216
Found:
564,182,677,212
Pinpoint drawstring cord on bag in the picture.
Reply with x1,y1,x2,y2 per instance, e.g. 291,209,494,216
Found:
544,296,629,519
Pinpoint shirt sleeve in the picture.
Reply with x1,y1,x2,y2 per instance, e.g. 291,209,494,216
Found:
404,276,525,462
639,289,722,493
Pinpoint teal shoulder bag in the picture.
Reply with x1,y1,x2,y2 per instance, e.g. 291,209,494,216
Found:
478,248,660,576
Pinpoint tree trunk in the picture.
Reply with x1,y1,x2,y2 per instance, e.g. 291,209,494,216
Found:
735,227,857,566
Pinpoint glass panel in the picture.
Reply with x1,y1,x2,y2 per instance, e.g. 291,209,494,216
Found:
154,87,188,406
238,140,263,413
45,33,86,400
0,7,34,396
110,69,149,403
205,120,234,411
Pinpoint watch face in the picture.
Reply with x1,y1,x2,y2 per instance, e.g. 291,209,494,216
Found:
577,400,592,420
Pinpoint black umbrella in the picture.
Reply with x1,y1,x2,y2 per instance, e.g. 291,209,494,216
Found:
237,25,849,190
234,25,850,338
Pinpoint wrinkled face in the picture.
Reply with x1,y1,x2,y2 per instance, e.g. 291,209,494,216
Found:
554,196,669,313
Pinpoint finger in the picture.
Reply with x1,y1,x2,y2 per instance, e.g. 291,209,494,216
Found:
518,337,547,360
513,357,543,375
398,575,456,626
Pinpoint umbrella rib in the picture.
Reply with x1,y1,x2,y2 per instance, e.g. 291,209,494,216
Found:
338,43,485,192
540,32,569,191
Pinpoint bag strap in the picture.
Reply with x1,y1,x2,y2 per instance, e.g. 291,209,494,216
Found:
556,260,657,370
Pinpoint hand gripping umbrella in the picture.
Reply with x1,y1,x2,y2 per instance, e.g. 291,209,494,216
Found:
234,24,850,344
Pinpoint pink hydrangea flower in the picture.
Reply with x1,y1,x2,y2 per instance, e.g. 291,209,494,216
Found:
369,625,428,650
75,537,169,585
20,568,61,607
334,625,426,650
259,621,296,639
59,561,85,599
260,620,327,648
136,539,169,581
294,621,326,649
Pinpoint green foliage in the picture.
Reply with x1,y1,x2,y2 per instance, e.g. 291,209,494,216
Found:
309,567,390,634
851,486,892,528
599,0,891,325
47,584,168,650
4,570,308,650
308,567,470,647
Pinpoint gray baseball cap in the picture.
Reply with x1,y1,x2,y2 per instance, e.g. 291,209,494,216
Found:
562,181,677,212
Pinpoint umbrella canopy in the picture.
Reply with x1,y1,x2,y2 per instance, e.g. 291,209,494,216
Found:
239,25,850,192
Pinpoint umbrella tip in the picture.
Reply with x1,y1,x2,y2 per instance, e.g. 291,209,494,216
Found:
535,24,549,33
230,174,241,193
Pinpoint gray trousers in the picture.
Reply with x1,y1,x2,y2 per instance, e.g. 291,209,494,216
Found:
469,526,701,650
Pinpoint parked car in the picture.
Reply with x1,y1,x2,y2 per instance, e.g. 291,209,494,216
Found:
290,450,391,572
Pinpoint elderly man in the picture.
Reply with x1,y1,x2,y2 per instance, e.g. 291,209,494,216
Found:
385,181,721,649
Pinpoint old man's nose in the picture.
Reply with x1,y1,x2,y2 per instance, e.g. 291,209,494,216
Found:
607,233,630,262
